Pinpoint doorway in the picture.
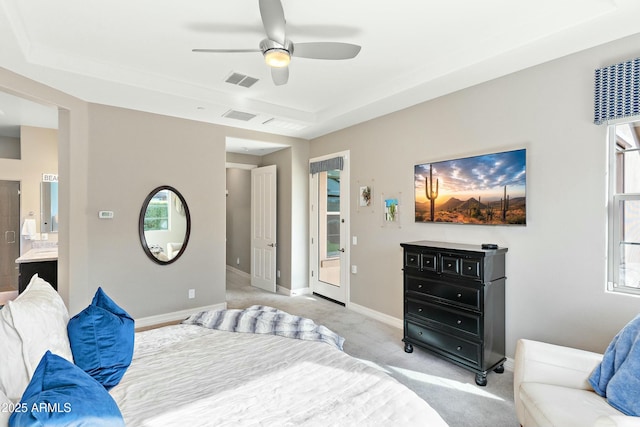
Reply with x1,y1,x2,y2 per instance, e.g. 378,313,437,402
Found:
0,180,20,294
309,152,350,305
225,137,287,294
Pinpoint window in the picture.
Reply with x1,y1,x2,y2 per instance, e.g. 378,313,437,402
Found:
608,119,640,294
325,169,341,258
143,190,170,231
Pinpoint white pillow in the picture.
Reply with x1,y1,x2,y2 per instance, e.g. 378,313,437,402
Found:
0,388,11,427
0,274,73,401
0,298,29,402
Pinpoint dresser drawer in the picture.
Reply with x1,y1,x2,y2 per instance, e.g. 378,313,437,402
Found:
405,251,420,268
441,255,483,280
421,252,437,272
461,259,481,279
441,255,459,274
406,275,481,310
406,322,481,367
406,298,480,336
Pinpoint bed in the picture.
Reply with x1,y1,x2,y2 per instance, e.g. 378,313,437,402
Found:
0,276,448,426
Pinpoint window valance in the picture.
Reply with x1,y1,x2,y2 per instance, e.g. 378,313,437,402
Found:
594,57,640,125
309,157,343,174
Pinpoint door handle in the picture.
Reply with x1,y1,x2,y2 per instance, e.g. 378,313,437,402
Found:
340,248,345,252
268,243,277,247
5,231,15,244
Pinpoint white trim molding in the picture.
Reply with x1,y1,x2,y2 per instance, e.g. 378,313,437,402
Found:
135,302,226,330
277,285,311,297
348,302,403,329
226,265,250,278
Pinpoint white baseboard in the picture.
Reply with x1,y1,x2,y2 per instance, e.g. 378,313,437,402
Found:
503,357,514,372
348,302,403,329
277,285,311,297
226,265,250,278
227,265,310,297
135,302,226,329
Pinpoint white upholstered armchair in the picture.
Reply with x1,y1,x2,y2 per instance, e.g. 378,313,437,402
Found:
513,339,640,427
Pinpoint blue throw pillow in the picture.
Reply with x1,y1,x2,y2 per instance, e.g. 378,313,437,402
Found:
9,351,124,427
67,287,134,390
589,314,640,416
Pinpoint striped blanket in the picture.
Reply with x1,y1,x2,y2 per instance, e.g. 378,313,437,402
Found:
182,305,345,350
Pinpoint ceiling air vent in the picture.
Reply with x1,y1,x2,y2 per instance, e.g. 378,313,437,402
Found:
222,109,257,122
225,72,259,88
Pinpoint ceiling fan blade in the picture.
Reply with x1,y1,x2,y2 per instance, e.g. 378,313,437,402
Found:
271,66,289,86
192,48,261,53
293,42,361,60
259,0,286,45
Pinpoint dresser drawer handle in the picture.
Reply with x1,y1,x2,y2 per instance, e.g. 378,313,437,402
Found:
419,331,423,336
417,284,423,289
447,263,452,268
456,346,462,351
456,319,462,324
457,293,462,298
418,308,423,312
467,266,473,270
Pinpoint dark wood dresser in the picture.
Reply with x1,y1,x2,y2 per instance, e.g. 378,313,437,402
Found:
400,240,507,386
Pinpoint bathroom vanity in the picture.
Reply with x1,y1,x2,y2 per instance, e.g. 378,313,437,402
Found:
15,247,58,293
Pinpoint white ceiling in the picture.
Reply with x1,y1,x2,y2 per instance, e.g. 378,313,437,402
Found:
1,0,639,147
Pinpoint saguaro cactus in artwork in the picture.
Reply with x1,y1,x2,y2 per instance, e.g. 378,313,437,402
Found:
501,185,510,221
425,164,439,221
485,202,495,221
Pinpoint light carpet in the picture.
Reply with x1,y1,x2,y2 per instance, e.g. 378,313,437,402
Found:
226,268,517,427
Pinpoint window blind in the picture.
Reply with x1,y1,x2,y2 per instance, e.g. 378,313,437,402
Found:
309,156,343,174
594,57,640,125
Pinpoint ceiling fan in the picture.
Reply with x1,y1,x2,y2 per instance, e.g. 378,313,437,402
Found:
192,0,361,86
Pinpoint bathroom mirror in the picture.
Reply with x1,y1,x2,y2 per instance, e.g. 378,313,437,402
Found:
139,185,190,265
41,182,59,233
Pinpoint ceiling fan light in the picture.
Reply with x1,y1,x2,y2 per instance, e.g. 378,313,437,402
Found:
264,48,290,68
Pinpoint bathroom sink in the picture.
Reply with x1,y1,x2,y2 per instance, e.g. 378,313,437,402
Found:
16,248,58,263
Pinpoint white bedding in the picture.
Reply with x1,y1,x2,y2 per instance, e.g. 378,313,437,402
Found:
110,324,448,426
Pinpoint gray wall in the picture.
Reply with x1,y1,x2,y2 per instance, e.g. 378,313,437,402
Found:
0,66,308,319
226,167,252,274
0,135,20,159
85,104,227,317
310,32,640,356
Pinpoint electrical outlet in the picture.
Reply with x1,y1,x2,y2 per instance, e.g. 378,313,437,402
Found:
236,257,240,265
351,265,358,274
188,289,195,299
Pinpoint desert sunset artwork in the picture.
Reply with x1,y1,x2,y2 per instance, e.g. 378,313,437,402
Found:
414,149,526,225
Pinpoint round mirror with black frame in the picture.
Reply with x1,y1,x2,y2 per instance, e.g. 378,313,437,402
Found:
139,185,191,265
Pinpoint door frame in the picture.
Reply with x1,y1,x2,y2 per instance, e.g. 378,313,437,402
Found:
309,151,350,305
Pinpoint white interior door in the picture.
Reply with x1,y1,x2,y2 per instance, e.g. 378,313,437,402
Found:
251,165,277,292
310,152,349,304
